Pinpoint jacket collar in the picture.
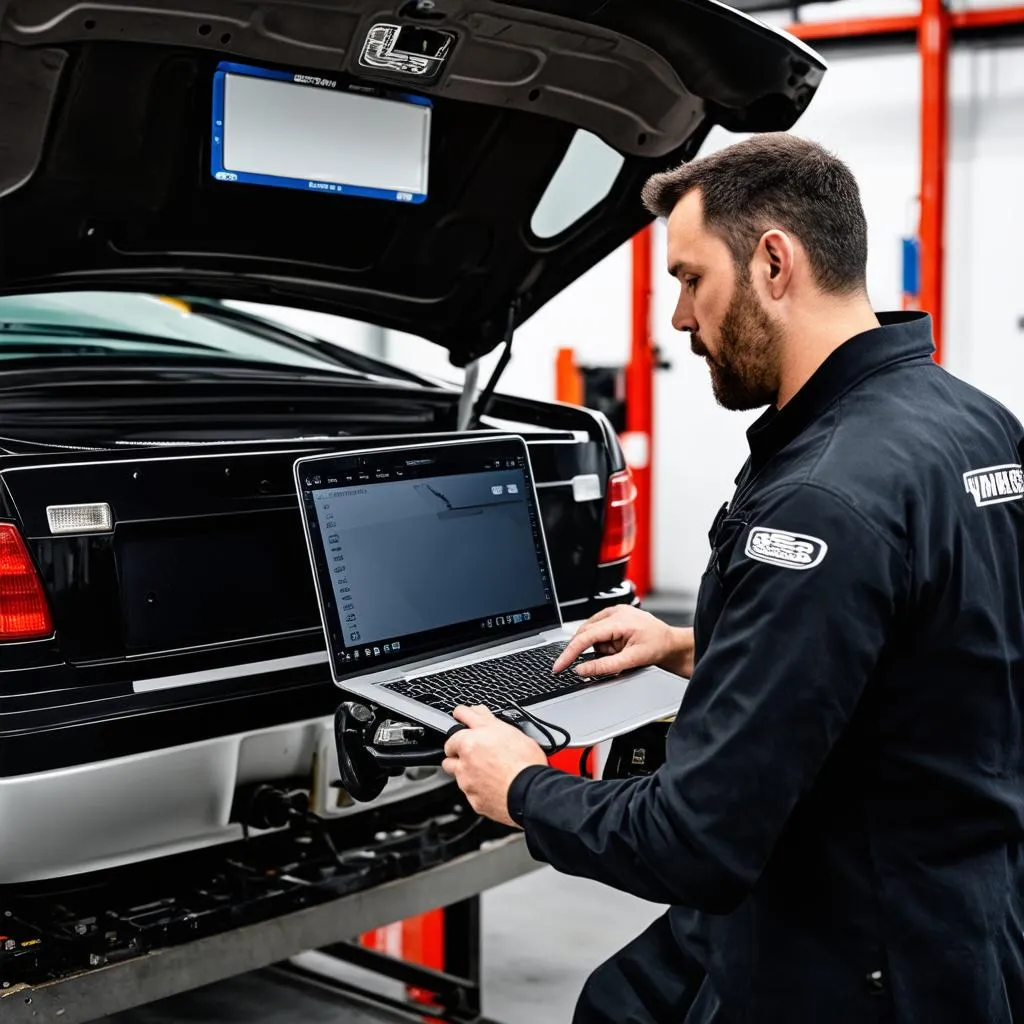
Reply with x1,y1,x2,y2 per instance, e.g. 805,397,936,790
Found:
744,310,935,473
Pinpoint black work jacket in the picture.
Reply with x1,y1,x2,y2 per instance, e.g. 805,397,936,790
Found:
509,312,1024,1023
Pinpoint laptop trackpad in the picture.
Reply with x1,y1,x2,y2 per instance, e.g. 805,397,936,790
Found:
528,668,685,748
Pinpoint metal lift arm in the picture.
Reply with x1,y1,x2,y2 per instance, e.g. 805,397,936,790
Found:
1,804,539,1024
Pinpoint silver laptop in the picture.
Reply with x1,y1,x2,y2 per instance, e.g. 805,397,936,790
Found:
293,435,685,748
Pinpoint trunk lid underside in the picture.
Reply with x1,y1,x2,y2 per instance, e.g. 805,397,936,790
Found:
0,0,824,364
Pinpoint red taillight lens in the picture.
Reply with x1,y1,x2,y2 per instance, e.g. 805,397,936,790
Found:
599,469,638,563
0,524,53,640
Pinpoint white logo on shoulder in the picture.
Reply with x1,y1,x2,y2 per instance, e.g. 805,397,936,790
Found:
963,464,1024,508
745,527,828,570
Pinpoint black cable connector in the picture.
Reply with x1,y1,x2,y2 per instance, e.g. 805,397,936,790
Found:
499,703,571,755
239,784,310,838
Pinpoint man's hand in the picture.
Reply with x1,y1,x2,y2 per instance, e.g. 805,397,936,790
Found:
552,605,695,679
442,705,548,827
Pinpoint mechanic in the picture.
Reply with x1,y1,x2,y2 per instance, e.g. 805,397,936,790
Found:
441,132,1024,1023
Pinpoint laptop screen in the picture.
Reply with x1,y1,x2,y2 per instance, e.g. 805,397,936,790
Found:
296,436,560,678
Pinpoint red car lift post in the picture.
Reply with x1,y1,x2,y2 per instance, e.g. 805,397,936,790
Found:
361,757,594,1002
555,226,655,599
624,226,655,600
788,0,1024,366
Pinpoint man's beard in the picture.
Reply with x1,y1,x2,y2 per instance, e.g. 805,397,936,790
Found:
691,280,782,411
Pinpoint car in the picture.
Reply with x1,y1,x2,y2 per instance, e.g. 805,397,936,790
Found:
0,0,824,886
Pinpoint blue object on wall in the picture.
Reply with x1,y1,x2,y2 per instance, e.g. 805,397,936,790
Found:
902,237,920,300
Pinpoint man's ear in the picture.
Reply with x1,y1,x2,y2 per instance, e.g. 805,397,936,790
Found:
757,229,795,299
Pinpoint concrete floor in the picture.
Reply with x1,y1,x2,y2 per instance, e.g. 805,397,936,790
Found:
480,867,664,1022
99,867,665,1024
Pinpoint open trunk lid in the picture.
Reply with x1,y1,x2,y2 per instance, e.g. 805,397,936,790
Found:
0,0,825,364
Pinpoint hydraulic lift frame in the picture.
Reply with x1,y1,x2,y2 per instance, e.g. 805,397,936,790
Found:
1,834,539,1024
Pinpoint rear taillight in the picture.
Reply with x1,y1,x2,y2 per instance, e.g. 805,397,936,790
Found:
0,524,53,640
599,469,638,563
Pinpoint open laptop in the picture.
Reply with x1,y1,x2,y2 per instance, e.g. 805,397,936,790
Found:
293,435,685,747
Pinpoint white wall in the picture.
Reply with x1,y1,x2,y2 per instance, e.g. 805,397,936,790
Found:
652,46,924,596
654,37,1024,595
384,242,633,396
945,43,1024,411
244,20,1024,598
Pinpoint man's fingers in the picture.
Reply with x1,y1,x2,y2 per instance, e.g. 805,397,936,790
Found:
573,647,635,677
552,625,605,672
551,609,622,672
441,756,458,777
452,704,496,727
553,621,625,673
444,730,465,759
552,630,601,672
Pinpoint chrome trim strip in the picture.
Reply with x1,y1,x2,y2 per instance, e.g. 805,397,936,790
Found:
526,435,590,445
132,650,327,693
1,446,316,475
0,633,57,652
125,627,320,660
0,432,587,476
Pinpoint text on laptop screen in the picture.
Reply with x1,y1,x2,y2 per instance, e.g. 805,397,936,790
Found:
297,439,559,674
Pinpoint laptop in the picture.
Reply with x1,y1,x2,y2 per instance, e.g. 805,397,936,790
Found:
293,435,685,748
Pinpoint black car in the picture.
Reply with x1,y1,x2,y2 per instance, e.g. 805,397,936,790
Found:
0,0,824,885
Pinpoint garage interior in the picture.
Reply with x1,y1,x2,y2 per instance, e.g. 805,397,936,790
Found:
2,0,1023,1020
99,0,1023,1019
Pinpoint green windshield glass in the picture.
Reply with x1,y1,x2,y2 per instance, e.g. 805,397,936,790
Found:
0,292,342,371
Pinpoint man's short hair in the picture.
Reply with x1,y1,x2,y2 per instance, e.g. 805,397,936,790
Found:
641,133,868,295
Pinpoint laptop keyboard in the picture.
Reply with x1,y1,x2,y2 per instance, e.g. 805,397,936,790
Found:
380,640,606,716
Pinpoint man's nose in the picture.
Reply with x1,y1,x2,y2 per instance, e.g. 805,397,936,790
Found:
672,297,697,334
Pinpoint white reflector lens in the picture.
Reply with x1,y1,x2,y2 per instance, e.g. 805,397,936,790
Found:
572,474,602,503
46,503,113,535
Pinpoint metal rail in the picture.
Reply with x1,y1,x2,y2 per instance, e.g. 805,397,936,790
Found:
1,834,539,1024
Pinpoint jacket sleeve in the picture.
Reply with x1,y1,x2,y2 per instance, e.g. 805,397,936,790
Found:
511,482,909,912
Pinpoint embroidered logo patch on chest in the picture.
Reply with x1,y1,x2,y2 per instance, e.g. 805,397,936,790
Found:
962,464,1024,508
744,527,828,570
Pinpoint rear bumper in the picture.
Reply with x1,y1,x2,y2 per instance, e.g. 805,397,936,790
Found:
0,586,635,883
0,713,451,885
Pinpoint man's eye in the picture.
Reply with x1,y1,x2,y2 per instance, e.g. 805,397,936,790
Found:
684,276,699,293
